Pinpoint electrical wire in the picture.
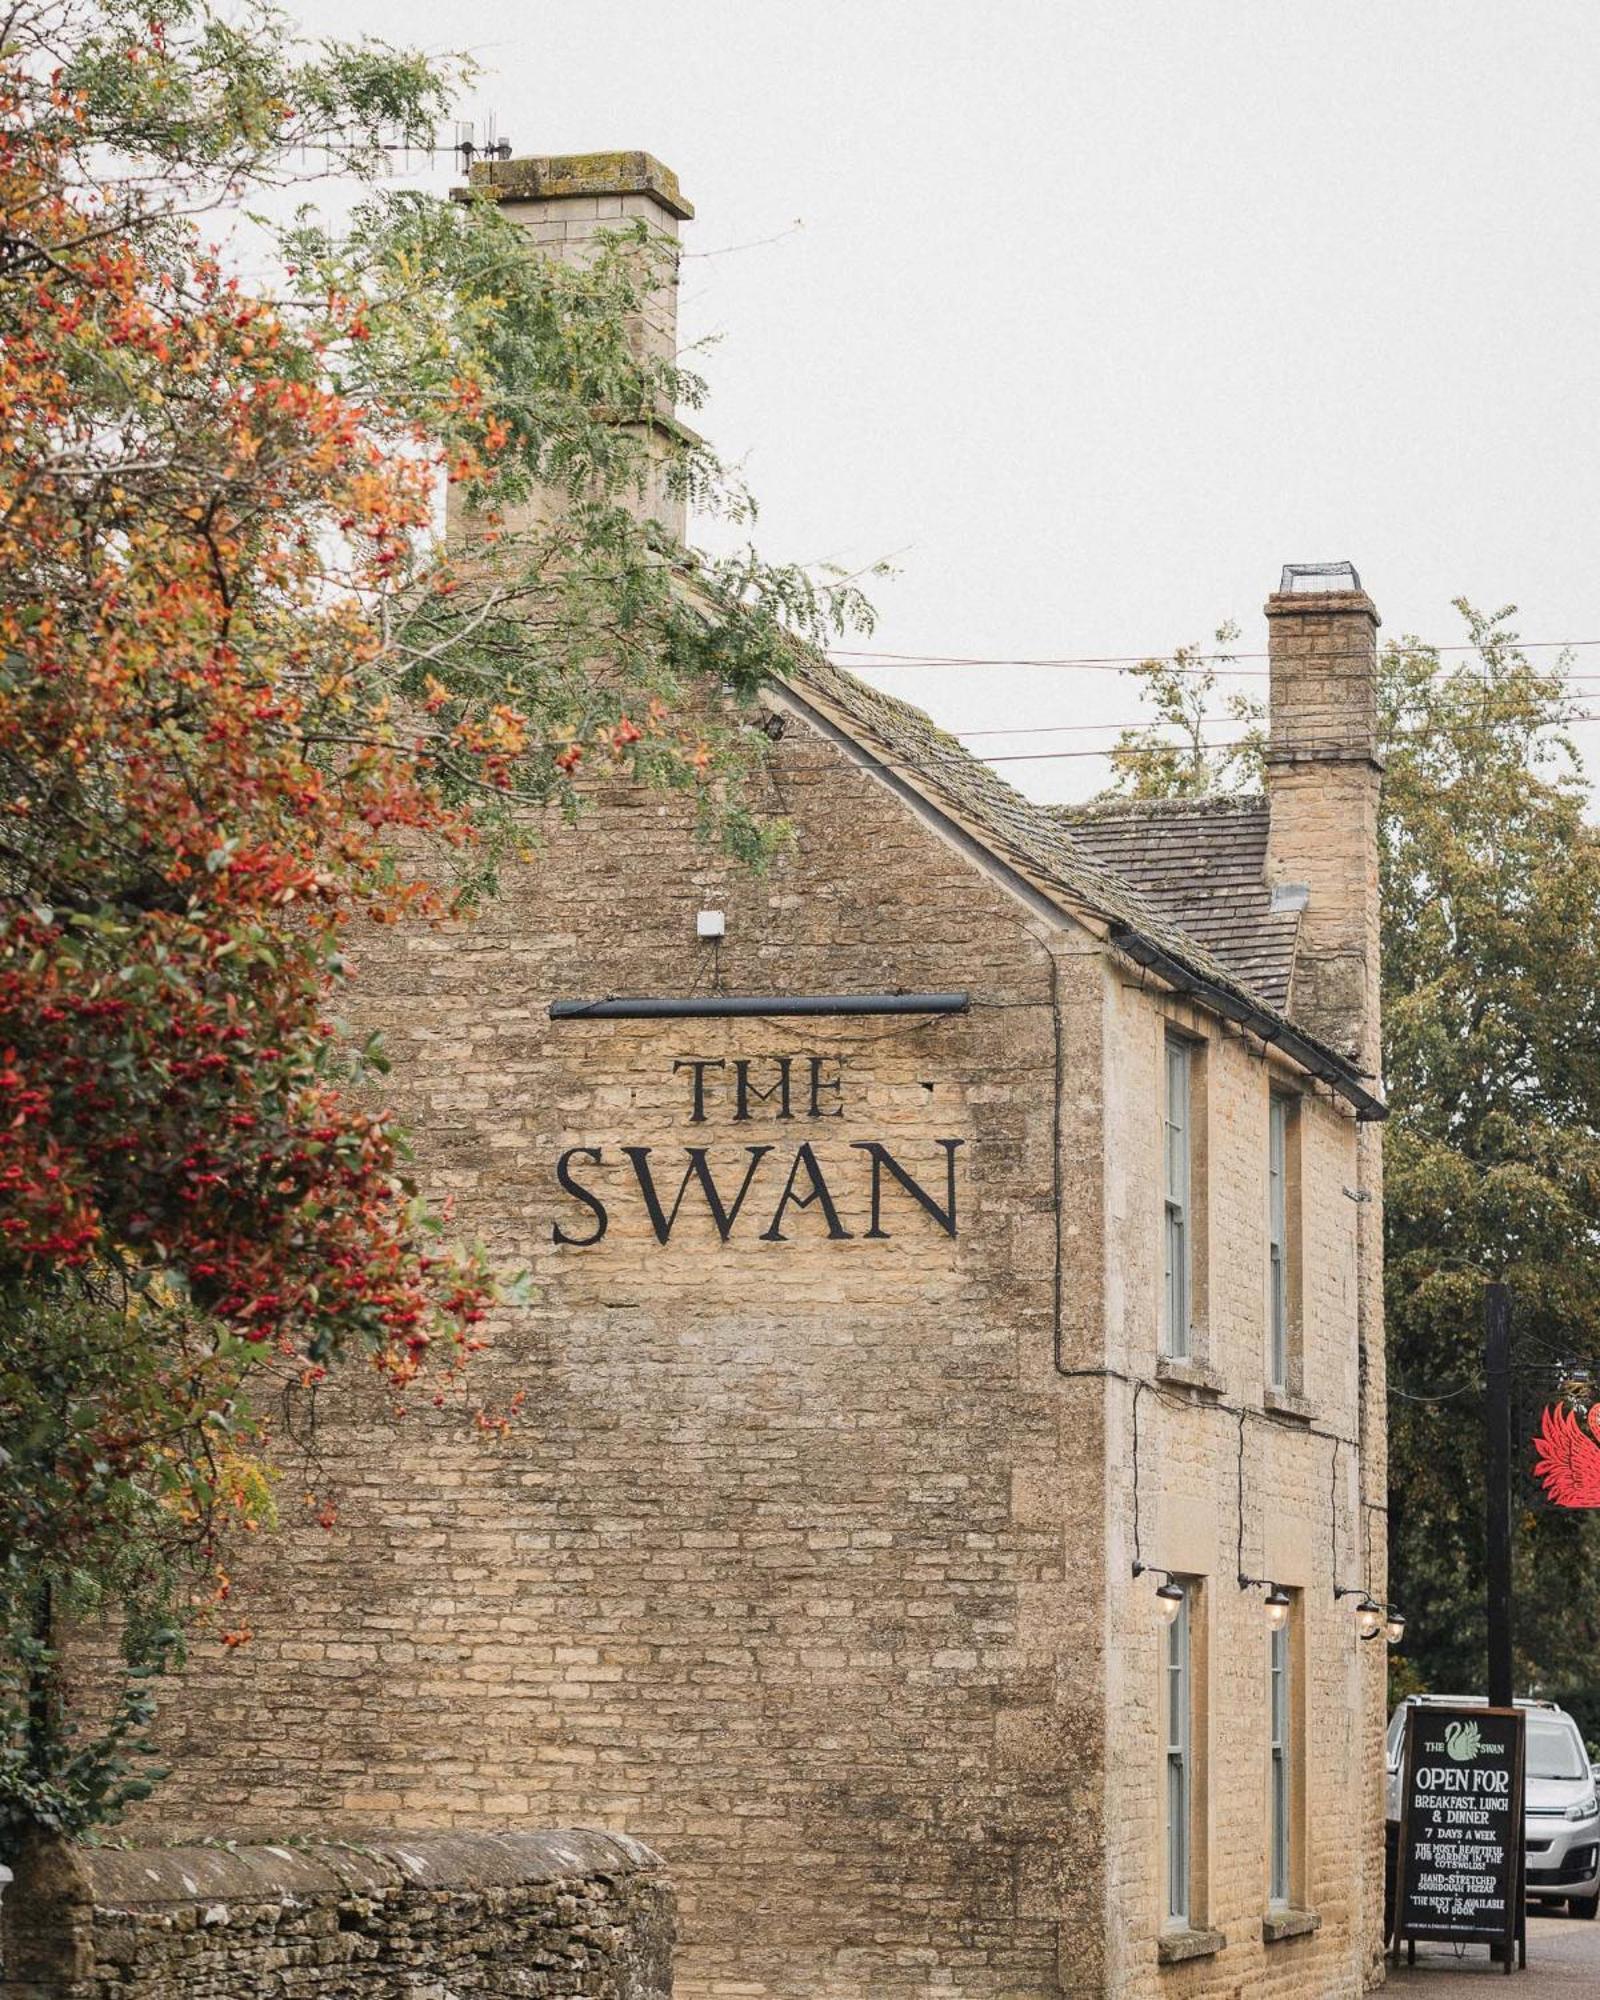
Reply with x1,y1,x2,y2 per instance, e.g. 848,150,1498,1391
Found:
966,710,1600,765
1390,1381,1480,1404
955,707,1600,744
768,718,1593,802
831,637,1600,673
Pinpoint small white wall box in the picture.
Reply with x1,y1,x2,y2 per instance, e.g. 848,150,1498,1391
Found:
696,910,726,939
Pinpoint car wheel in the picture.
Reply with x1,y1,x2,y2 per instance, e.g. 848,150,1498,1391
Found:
1569,1892,1599,1920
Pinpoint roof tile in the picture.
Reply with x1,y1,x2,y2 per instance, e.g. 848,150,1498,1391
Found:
1052,795,1298,1011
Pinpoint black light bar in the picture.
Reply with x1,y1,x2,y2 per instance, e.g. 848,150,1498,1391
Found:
549,992,969,1021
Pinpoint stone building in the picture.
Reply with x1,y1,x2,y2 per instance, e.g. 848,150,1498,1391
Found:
149,155,1390,1998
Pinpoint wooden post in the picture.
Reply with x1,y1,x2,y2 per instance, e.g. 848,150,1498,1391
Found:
1485,1283,1514,1710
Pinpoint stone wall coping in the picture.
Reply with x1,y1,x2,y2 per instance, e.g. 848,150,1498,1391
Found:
462,151,694,220
1262,588,1381,627
81,1827,662,1911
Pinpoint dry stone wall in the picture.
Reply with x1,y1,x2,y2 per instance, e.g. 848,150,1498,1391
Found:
0,1828,671,2000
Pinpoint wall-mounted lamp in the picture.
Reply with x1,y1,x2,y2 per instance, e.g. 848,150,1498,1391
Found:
1238,1572,1291,1626
1384,1606,1407,1647
1334,1581,1384,1639
1330,1442,1388,1642
1133,1561,1186,1625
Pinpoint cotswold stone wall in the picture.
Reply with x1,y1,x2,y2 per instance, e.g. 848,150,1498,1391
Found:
128,681,1385,1995
0,1828,671,2000
1097,979,1382,1998
139,711,1113,1999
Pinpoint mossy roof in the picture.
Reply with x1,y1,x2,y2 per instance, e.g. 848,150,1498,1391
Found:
777,646,1371,1104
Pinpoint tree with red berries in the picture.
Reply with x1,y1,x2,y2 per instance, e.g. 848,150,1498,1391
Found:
0,0,869,1838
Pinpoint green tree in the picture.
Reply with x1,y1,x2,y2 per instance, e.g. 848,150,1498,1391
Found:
1105,622,1261,797
1109,605,1600,1739
0,0,870,1839
1380,609,1600,1739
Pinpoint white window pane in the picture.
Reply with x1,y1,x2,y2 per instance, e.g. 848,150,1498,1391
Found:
1163,1039,1193,1361
1165,1588,1190,1924
1168,1757,1188,1921
1269,1620,1291,1905
1165,1208,1189,1357
1165,1044,1189,1198
1269,1246,1287,1386
1268,1098,1286,1229
1268,1098,1289,1387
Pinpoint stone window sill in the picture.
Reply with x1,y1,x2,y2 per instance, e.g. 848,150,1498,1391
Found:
1157,1926,1226,1965
1263,1385,1316,1424
1156,1354,1226,1399
1262,1907,1321,1944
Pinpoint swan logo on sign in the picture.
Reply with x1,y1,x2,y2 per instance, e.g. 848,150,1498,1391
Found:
1444,1720,1482,1763
1533,1405,1600,1509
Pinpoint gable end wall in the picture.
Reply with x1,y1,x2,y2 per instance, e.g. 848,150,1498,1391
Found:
144,713,1115,2000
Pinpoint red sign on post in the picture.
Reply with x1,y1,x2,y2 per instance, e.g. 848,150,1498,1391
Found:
1532,1405,1600,1508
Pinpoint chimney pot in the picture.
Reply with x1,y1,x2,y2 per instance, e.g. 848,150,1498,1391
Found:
1279,560,1362,595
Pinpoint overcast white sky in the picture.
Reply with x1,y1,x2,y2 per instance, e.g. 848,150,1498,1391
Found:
284,0,1600,801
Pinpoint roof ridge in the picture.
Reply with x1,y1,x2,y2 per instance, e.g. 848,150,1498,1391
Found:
1053,792,1266,822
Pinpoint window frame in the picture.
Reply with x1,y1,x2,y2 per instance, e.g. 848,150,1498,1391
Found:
1163,1035,1192,1360
1268,1093,1290,1389
1165,1582,1192,1928
1268,1614,1291,1907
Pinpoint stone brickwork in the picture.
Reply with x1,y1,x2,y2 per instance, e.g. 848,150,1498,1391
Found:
1,122,1387,1996
1265,573,1389,1989
1098,981,1383,1997
453,151,689,540
0,1828,671,2000
1264,583,1384,1072
128,658,1388,1994
108,147,1386,1986
142,725,1113,1998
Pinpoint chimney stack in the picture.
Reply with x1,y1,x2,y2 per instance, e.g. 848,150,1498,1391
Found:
1263,562,1383,1073
454,151,695,540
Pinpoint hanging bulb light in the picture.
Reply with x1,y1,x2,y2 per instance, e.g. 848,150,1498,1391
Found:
1356,1596,1384,1641
1384,1606,1407,1647
1155,1580,1185,1625
1264,1584,1292,1631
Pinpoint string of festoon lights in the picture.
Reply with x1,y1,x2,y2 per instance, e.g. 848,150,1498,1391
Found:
1124,1384,1406,1641
1130,1563,1403,1641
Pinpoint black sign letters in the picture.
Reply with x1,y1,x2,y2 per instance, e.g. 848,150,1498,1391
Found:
552,1053,964,1247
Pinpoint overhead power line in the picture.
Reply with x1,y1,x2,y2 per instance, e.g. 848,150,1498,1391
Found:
955,706,1600,747
982,739,1251,765
962,707,1600,764
829,637,1600,673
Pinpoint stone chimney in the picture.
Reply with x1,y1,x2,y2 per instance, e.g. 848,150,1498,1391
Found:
453,151,695,540
1263,562,1383,1073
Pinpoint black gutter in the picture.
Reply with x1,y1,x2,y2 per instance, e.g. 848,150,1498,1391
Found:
549,992,970,1021
1108,926,1387,1123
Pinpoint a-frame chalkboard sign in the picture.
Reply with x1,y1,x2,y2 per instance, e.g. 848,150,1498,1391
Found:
1392,1703,1526,1972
